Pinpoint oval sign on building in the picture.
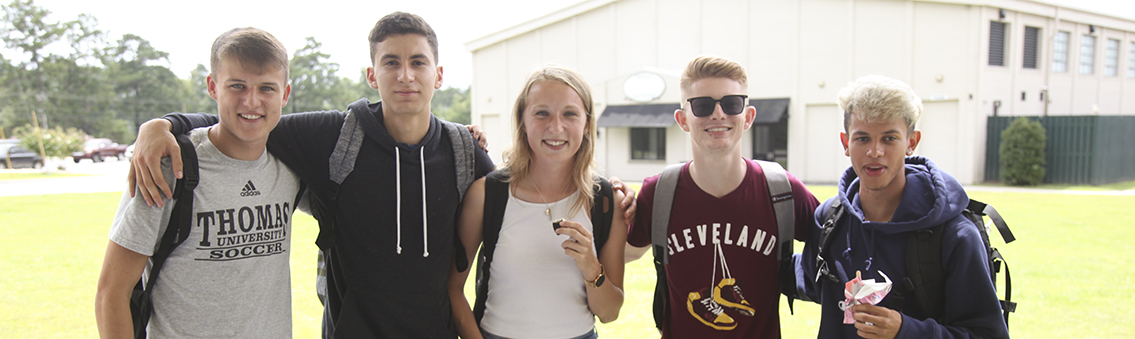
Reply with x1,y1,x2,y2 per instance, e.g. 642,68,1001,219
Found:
623,71,666,102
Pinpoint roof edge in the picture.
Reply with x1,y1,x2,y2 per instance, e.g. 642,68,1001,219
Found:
465,0,619,52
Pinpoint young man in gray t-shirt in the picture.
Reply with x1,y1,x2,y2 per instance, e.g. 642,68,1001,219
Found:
95,27,303,338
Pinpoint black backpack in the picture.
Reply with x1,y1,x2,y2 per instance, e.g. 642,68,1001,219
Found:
129,133,305,339
466,169,615,324
815,198,1018,325
128,134,198,339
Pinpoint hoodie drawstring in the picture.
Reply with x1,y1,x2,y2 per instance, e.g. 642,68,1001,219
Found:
419,148,429,258
394,146,430,257
395,147,402,255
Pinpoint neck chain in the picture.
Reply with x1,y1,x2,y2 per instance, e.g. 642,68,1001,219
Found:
531,177,569,220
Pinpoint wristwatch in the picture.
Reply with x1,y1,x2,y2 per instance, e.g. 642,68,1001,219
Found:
586,264,606,288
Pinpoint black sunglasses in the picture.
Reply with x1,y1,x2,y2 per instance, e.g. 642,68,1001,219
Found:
685,95,748,117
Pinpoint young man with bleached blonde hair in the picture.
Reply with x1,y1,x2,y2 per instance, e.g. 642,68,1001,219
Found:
626,55,819,338
797,75,1010,339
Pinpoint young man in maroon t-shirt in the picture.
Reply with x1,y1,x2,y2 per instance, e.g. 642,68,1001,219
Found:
626,56,819,338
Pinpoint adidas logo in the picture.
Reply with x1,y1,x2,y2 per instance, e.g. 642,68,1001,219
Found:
240,180,261,197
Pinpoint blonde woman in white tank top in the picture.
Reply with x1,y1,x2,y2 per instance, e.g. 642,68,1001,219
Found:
448,65,630,339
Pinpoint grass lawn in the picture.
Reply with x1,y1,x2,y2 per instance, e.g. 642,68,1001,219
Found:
1,185,1131,338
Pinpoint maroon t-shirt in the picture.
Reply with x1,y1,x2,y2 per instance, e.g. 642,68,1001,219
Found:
629,160,819,338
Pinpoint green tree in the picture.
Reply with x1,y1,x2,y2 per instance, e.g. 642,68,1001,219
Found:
1000,117,1047,186
345,68,378,103
0,1,187,144
101,33,189,141
289,37,347,113
431,86,470,124
185,64,216,114
0,0,73,95
0,0,125,141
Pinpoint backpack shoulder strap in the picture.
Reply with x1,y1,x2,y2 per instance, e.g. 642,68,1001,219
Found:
905,199,1017,324
649,163,683,331
442,120,477,275
815,198,846,284
319,110,363,250
441,120,477,200
134,133,199,339
473,169,510,324
969,199,1015,244
590,176,615,253
964,199,1018,321
328,109,363,191
905,222,947,321
756,160,798,313
756,160,794,262
651,163,684,265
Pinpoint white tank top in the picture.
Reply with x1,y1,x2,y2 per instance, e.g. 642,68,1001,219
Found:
479,191,597,338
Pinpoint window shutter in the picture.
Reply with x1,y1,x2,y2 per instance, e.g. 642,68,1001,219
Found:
989,21,1007,66
1023,26,1039,69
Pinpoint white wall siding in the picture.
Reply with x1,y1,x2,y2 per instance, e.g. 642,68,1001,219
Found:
468,0,1135,184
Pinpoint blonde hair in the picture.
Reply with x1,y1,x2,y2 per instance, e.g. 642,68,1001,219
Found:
837,75,922,134
501,65,598,214
679,55,748,101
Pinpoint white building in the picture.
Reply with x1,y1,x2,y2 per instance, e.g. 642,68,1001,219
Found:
465,0,1135,184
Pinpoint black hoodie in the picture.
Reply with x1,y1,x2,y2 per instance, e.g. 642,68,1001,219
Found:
165,98,494,338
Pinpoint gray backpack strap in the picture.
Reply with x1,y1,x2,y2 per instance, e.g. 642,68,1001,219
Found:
442,120,476,200
329,110,364,188
651,163,684,265
757,160,794,261
318,109,364,313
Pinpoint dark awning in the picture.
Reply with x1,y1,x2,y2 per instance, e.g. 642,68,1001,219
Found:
752,98,789,124
597,103,678,127
598,98,789,127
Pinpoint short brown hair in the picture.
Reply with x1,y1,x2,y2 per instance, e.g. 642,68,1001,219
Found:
209,27,289,80
368,12,439,64
679,55,748,100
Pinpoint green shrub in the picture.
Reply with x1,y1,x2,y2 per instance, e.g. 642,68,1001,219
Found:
1000,117,1047,185
11,124,87,159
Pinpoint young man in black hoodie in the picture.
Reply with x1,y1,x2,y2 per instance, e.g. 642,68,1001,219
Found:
128,12,494,338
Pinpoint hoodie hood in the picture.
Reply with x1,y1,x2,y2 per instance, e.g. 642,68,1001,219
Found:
344,98,441,257
836,155,968,235
347,98,443,149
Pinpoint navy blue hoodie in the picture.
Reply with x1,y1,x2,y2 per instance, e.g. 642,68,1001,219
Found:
798,156,1009,338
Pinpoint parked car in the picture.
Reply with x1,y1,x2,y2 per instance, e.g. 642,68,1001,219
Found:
72,138,129,163
2,145,44,169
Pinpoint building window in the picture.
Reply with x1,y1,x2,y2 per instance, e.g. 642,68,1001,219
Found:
1081,35,1096,74
989,21,1007,66
631,128,666,160
1023,26,1040,69
1106,39,1119,76
1054,31,1070,72
1129,42,1135,78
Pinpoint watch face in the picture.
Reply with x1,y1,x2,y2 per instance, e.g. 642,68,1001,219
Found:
623,72,666,102
595,274,606,288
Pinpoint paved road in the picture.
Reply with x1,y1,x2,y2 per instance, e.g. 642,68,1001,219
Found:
0,159,131,197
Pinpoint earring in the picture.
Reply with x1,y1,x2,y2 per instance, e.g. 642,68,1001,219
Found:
906,150,913,155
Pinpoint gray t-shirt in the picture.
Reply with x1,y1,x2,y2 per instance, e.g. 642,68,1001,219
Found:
109,128,301,338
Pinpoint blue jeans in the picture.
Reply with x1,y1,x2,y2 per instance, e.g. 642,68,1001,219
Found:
481,328,598,339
